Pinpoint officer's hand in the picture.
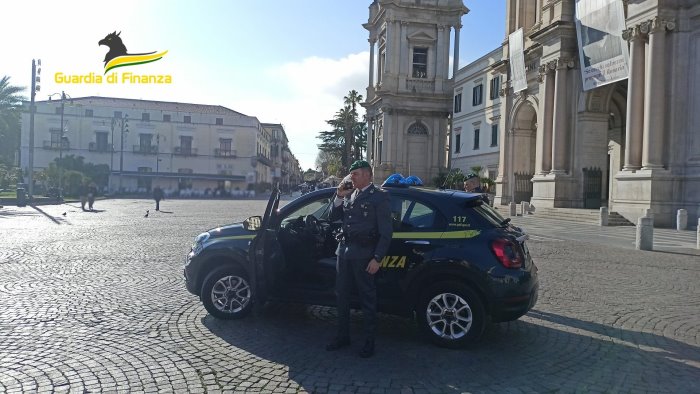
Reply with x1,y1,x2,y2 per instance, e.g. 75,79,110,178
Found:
366,259,380,275
336,184,353,198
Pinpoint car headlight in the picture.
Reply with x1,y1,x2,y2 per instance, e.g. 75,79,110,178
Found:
191,232,210,255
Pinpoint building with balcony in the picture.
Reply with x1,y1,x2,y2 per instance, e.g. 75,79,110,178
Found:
20,96,286,196
262,123,294,192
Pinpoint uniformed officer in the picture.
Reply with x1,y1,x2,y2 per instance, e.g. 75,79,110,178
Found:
464,173,490,205
326,160,392,358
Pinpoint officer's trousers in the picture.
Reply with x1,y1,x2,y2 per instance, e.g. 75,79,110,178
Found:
335,256,377,341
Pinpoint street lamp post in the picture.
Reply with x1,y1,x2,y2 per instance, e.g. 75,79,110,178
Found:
49,91,71,199
118,115,129,192
27,59,41,200
110,115,128,193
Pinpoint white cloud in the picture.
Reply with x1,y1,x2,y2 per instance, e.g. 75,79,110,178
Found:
230,51,369,170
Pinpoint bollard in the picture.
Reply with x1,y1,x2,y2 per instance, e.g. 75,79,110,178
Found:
599,207,608,226
677,209,687,231
509,202,517,217
697,218,700,250
636,216,653,251
520,201,529,216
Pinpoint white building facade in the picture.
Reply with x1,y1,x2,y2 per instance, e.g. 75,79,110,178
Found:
451,47,503,182
20,96,288,196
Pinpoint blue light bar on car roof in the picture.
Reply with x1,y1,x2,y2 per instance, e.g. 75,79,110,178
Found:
381,173,423,187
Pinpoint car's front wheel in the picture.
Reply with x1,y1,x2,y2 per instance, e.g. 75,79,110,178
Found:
416,281,485,348
201,266,253,320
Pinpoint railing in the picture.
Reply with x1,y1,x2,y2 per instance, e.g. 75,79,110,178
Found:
174,146,197,156
214,149,236,158
133,145,158,154
43,140,69,150
256,154,273,167
88,142,113,152
405,78,435,92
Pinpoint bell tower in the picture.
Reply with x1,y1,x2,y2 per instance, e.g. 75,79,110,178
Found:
363,0,468,183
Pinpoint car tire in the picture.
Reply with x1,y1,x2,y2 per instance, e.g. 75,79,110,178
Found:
201,266,253,320
416,281,485,348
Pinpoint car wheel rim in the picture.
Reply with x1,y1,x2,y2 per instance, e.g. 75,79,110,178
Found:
426,292,473,340
211,275,251,313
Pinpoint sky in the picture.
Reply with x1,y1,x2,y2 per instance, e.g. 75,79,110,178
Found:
2,0,505,171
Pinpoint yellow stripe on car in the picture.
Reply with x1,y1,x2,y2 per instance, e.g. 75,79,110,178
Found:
219,235,256,240
392,230,480,239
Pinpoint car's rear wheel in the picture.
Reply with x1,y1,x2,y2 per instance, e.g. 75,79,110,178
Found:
416,281,485,348
201,266,253,320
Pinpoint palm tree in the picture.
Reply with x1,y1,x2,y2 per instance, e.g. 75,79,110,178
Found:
343,90,363,167
0,76,26,165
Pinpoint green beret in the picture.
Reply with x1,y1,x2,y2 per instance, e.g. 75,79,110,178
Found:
349,160,371,171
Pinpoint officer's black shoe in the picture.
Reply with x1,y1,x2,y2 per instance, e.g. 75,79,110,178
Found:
326,337,351,351
359,339,375,358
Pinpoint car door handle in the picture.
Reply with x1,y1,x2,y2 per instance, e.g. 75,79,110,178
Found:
404,240,430,245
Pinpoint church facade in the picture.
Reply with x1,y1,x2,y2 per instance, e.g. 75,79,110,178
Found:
365,0,700,227
493,0,699,227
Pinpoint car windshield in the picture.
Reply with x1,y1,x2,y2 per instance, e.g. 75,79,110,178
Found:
280,197,332,226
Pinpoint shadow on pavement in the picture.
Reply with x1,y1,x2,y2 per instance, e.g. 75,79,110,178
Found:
201,304,700,392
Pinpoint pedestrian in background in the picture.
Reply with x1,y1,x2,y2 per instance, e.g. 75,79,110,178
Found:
79,181,88,211
326,160,393,358
87,182,97,211
463,173,490,205
153,186,164,211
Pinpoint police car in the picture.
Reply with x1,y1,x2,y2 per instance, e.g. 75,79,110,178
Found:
184,175,538,348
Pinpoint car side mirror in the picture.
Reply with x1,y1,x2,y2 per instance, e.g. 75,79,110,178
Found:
243,215,262,231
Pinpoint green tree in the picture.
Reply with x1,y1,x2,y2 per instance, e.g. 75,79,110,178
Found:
315,149,342,178
0,76,26,166
343,90,363,166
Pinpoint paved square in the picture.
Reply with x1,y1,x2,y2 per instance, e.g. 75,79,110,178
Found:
0,199,698,393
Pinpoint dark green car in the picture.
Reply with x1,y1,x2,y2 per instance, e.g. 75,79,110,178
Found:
184,183,538,348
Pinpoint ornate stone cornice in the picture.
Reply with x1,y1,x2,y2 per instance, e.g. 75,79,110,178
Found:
555,57,574,70
649,16,676,33
622,25,644,41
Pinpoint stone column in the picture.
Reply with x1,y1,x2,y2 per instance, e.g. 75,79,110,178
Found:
436,25,446,80
384,18,393,75
392,19,401,77
550,58,570,174
622,25,646,171
367,116,374,164
642,17,674,170
368,39,376,88
452,24,461,78
535,62,555,175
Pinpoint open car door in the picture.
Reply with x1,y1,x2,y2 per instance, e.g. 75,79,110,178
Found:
248,186,282,305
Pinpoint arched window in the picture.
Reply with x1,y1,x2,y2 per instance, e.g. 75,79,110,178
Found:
407,122,428,135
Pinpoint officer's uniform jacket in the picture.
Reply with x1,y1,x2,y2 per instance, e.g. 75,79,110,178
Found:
330,183,392,262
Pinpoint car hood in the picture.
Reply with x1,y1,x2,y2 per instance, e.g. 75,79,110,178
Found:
206,223,256,239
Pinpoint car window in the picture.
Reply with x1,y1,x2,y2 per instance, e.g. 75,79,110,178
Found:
280,197,331,225
468,200,508,227
390,196,446,231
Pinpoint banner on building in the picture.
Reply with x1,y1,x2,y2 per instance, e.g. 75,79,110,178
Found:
508,28,527,93
575,0,629,91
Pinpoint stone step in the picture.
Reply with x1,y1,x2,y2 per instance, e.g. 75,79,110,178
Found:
528,207,635,226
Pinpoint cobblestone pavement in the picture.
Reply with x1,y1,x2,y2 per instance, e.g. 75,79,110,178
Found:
510,215,699,255
0,199,698,393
